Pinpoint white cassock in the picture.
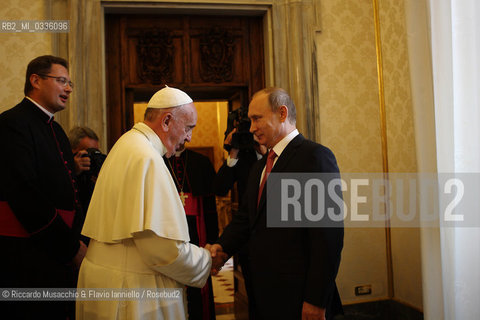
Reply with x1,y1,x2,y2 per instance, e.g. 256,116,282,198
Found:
76,122,212,320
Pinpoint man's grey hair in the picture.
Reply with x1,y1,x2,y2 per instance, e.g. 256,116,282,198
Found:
144,108,160,121
144,105,187,122
254,87,297,124
68,126,99,150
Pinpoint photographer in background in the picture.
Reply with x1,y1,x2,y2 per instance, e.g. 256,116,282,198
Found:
213,108,266,320
69,126,106,213
69,126,102,177
214,108,267,199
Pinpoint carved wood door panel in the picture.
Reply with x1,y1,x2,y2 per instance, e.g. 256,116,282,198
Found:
105,14,265,148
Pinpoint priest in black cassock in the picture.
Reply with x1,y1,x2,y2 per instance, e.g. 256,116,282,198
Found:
0,55,87,319
164,146,219,320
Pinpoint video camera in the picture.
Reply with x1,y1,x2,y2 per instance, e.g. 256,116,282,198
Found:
224,108,254,151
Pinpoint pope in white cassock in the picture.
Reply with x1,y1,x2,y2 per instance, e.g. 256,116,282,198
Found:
76,86,212,319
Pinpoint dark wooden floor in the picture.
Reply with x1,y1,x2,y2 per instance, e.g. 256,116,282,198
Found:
336,300,423,320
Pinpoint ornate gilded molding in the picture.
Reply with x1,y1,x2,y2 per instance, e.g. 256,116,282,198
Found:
199,26,235,83
136,29,174,84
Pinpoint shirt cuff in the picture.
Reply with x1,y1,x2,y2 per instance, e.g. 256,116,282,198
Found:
226,156,238,167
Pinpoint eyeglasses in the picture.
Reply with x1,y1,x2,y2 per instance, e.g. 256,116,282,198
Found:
37,74,74,89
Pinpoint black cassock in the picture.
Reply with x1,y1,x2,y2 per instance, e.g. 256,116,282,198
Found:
0,98,84,319
164,149,218,320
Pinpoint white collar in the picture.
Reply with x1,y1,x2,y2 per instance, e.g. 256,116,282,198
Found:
271,129,299,158
26,96,54,120
132,122,167,156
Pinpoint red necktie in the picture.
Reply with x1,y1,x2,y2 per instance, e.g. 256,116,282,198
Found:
257,149,277,207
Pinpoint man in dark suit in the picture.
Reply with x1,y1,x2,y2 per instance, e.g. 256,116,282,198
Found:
208,87,343,320
0,55,87,319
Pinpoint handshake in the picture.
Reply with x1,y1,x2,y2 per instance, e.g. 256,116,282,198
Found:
204,244,229,275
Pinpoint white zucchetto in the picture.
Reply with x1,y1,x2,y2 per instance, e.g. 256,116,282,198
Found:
147,85,193,109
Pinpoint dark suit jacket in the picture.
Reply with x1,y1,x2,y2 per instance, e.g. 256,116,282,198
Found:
218,134,343,319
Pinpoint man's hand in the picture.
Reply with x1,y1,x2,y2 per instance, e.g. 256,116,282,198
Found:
205,243,228,275
302,301,326,320
74,150,91,175
224,128,236,146
72,240,87,269
224,129,239,159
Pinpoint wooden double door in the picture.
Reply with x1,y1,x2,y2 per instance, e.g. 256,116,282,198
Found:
105,13,265,148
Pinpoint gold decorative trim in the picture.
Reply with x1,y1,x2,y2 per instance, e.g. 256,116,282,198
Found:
372,0,394,299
